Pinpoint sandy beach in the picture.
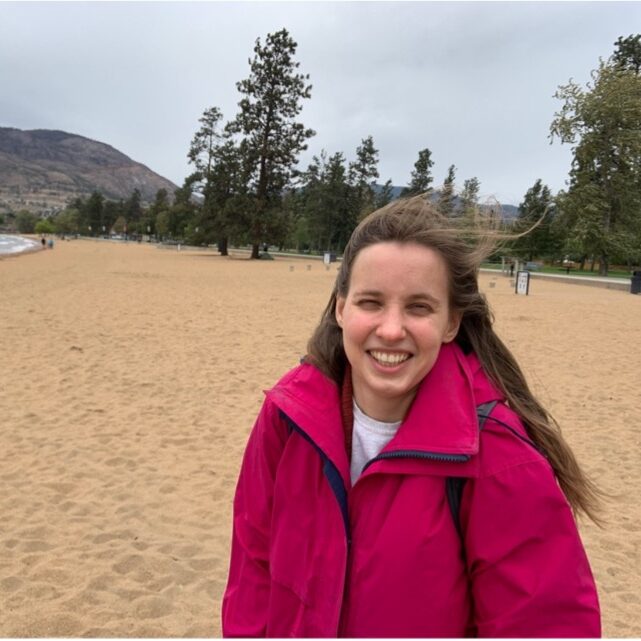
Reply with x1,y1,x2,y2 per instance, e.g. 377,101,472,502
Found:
1,238,640,637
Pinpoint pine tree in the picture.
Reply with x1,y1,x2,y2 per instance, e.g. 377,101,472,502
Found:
512,179,559,261
437,165,457,217
402,148,434,196
460,177,480,222
231,28,315,258
349,135,379,219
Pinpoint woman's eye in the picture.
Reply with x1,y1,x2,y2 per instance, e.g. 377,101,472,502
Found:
409,304,432,314
357,299,380,309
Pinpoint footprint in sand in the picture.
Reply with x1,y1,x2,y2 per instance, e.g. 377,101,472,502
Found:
134,596,173,619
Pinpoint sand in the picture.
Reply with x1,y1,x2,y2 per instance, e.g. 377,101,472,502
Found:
1,239,640,637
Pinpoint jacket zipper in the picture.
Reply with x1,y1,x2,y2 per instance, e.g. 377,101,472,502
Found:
282,412,352,635
361,449,469,474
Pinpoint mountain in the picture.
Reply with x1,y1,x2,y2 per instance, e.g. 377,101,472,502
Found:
0,127,179,214
371,183,519,222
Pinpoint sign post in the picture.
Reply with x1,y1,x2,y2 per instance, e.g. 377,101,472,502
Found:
515,270,530,295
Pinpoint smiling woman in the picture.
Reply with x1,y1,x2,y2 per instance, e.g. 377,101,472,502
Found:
222,196,601,638
335,242,461,422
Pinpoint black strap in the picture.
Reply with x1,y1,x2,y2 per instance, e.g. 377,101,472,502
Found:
446,401,498,537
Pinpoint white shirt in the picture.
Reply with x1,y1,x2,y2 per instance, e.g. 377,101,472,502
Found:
350,399,402,485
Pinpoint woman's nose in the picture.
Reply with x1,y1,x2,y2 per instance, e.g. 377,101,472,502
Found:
375,308,406,341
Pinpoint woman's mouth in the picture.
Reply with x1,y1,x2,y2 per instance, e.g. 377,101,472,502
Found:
368,350,411,367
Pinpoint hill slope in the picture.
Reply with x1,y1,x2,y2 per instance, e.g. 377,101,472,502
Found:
0,127,178,213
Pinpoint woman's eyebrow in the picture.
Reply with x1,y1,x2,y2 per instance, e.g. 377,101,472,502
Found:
407,293,441,305
353,290,441,306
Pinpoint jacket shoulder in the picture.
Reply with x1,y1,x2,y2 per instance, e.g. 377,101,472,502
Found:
476,402,550,479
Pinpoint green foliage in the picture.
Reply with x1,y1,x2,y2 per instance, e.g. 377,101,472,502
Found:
437,165,457,217
53,207,81,234
188,107,224,177
231,28,315,258
85,191,104,235
103,200,122,234
375,179,394,209
124,189,143,229
613,34,641,74
35,218,55,234
551,42,641,275
112,216,127,234
16,209,37,233
402,148,434,196
297,150,354,252
349,135,379,219
460,177,480,222
143,188,170,237
511,179,561,261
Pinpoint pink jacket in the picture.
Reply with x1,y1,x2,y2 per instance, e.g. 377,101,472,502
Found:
222,342,600,637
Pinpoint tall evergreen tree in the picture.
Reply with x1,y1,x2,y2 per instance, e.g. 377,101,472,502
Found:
460,177,480,221
187,107,243,253
124,189,143,232
231,28,315,258
188,107,224,179
402,148,434,196
437,164,457,217
85,191,104,235
299,150,353,252
349,135,379,219
512,179,558,261
103,200,121,235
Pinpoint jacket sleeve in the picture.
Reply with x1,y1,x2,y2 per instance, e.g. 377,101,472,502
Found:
463,457,601,637
221,397,289,637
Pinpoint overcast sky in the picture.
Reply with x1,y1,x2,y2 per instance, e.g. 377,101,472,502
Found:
2,1,640,205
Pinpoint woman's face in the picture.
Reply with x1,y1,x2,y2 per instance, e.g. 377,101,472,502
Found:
336,241,461,422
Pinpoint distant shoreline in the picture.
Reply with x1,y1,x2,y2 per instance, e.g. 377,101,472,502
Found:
0,234,42,258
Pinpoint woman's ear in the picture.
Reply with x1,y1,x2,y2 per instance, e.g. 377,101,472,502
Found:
335,296,345,328
443,310,462,344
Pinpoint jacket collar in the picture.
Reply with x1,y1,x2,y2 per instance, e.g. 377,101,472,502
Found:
267,342,503,485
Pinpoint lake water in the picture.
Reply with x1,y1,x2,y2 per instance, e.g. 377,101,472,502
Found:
0,234,42,256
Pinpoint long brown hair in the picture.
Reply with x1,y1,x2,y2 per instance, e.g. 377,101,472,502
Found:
307,196,602,524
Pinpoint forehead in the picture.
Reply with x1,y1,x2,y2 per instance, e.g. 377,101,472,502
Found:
348,241,450,293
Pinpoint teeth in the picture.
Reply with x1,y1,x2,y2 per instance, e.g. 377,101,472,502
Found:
370,351,410,366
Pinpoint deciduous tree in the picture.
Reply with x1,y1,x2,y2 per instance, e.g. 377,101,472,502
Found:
551,37,641,275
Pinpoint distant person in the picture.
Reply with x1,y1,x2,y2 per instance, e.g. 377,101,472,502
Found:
41,237,46,248
509,260,515,276
222,196,601,637
47,239,54,249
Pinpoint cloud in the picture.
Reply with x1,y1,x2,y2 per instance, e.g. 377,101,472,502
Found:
1,1,640,204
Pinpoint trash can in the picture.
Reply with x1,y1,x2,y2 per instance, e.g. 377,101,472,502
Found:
631,270,641,295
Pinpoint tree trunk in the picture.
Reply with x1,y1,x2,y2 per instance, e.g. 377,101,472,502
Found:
590,256,596,272
251,243,260,259
599,254,609,277
218,237,228,256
